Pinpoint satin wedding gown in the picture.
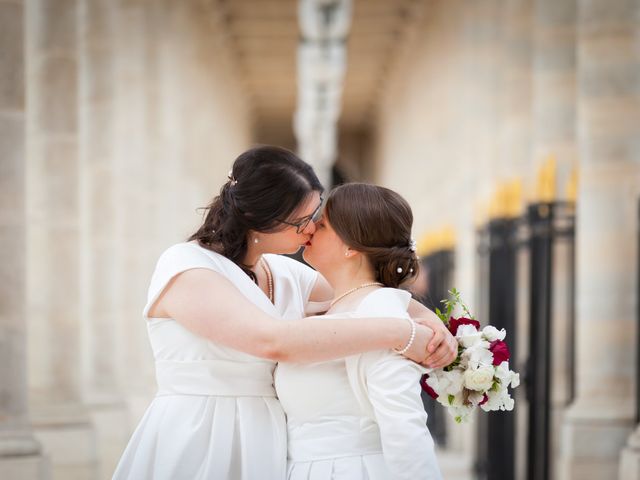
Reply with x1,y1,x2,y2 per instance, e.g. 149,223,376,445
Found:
113,242,318,480
275,288,443,480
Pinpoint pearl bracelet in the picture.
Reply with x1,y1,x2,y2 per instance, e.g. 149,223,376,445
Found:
393,317,417,355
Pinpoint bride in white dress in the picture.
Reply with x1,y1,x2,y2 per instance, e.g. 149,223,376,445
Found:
113,147,456,480
276,183,443,479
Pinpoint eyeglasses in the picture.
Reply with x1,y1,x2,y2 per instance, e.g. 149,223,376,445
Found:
281,200,323,234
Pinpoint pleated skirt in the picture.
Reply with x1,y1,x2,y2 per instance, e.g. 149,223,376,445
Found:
287,454,390,480
113,395,287,480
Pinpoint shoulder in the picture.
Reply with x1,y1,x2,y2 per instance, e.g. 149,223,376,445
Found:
355,288,412,318
158,242,223,267
150,242,236,282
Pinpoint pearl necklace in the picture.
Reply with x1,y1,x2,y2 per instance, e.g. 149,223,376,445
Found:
329,282,384,308
259,257,274,303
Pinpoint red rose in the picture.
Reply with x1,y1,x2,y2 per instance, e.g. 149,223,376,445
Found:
420,373,439,400
448,317,480,336
489,340,510,366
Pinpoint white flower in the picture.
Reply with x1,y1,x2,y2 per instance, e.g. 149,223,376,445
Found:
462,341,493,369
480,387,514,412
467,391,486,406
450,405,473,423
440,369,465,396
495,361,520,388
463,365,495,392
456,324,482,348
482,325,506,342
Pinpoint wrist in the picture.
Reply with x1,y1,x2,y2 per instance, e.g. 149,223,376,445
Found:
393,317,417,354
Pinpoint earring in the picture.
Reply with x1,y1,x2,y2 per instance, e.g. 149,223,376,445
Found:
254,237,259,244
344,250,349,257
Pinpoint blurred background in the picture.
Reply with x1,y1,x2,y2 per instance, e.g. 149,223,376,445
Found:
1,0,639,479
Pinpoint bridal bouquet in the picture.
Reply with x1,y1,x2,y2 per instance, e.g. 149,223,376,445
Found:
421,289,520,423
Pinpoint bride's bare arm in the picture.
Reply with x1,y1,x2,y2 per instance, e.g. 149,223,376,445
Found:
149,268,433,364
308,271,456,367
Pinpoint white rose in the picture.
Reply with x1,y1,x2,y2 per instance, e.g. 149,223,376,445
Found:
456,324,482,348
482,325,506,342
463,365,495,392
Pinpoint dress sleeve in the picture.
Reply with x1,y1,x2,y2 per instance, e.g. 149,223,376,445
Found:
272,255,319,306
353,288,442,479
364,353,443,480
143,243,225,318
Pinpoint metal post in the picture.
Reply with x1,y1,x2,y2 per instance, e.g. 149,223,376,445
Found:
485,218,518,480
526,203,553,480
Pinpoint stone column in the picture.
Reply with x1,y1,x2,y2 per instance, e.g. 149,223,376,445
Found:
560,0,640,478
0,1,48,478
115,0,158,428
78,0,128,477
621,426,640,479
531,1,577,478
531,0,577,192
497,0,533,182
25,0,96,477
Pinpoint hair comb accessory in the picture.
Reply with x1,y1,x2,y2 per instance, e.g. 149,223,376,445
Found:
409,239,417,252
227,170,238,186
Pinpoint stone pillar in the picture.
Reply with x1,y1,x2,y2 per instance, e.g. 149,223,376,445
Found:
114,0,158,428
497,0,533,182
25,0,96,477
560,0,640,478
78,0,128,477
531,1,577,478
531,0,577,191
621,427,640,479
0,1,49,478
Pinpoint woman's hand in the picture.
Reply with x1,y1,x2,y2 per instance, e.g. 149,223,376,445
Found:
407,299,458,369
414,315,458,368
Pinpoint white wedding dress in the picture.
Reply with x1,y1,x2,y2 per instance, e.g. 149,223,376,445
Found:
275,288,443,480
113,242,318,480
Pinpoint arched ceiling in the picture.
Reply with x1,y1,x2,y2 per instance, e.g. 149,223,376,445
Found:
218,0,421,146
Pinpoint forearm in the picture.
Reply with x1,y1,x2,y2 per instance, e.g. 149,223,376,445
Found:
268,315,409,363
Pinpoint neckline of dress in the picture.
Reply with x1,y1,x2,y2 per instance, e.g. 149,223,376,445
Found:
192,243,279,311
325,287,391,316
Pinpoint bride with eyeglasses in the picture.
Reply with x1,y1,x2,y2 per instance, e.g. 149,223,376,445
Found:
113,146,454,480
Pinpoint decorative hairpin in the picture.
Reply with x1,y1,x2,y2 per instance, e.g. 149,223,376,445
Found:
228,170,238,186
409,239,417,252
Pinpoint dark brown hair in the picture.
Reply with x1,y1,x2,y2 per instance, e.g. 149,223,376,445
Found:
324,183,419,288
189,145,323,280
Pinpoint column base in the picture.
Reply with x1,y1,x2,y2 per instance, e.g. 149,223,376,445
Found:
619,426,640,480
32,404,97,480
559,400,634,480
0,454,50,480
0,430,50,479
88,398,129,479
